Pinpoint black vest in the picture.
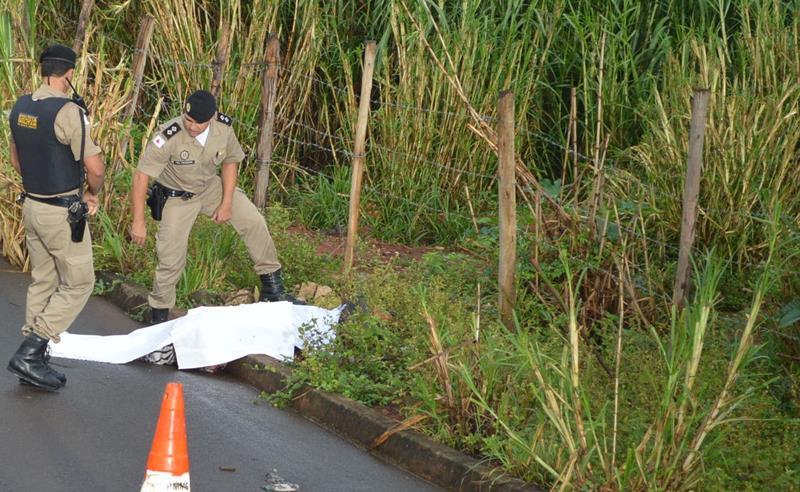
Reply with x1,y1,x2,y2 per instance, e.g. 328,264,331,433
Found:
9,95,83,195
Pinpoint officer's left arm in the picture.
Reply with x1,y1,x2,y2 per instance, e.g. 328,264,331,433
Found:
9,140,20,174
213,161,237,224
212,129,246,224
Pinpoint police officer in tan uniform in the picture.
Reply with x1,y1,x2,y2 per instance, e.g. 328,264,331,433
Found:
130,90,292,324
6,44,105,391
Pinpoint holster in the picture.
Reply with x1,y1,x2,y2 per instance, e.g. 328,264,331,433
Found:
146,183,168,221
67,201,89,243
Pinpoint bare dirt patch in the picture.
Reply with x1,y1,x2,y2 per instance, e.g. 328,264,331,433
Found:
287,223,440,265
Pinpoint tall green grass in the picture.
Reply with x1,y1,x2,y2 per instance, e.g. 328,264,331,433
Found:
421,240,778,489
5,0,798,252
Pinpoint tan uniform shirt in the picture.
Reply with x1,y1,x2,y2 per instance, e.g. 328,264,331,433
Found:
30,83,102,160
137,115,245,194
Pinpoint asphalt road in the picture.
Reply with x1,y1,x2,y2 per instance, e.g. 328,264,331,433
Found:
0,257,440,492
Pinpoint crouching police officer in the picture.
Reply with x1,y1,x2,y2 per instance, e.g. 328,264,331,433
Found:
6,44,105,391
130,90,294,324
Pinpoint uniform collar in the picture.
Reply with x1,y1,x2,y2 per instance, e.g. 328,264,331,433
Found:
195,125,210,146
32,83,70,101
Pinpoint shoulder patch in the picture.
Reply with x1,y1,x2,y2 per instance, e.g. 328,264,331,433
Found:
216,112,233,126
161,122,182,139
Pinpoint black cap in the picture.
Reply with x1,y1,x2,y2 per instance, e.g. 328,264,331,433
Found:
39,44,77,68
184,90,217,123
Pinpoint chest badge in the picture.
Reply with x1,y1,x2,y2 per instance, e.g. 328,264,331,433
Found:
17,113,38,129
172,149,196,165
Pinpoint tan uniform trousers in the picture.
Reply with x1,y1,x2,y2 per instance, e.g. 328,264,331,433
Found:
21,199,94,343
148,175,281,309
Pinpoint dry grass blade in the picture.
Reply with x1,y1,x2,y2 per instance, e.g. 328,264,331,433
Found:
369,413,427,449
423,306,456,419
407,339,475,371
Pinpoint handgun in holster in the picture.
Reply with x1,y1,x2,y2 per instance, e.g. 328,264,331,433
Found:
67,200,89,243
146,183,168,221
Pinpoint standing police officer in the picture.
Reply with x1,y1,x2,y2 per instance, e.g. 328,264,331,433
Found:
6,44,105,391
130,90,292,324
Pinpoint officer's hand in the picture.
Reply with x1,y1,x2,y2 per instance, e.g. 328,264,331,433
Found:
82,192,99,216
130,220,147,246
212,204,232,224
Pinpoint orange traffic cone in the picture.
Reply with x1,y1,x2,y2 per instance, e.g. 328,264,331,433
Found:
140,382,191,492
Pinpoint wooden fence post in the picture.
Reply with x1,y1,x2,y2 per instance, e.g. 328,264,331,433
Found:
108,15,154,187
672,88,710,309
498,91,516,329
124,16,155,124
210,21,231,98
343,41,377,276
72,0,94,53
254,35,280,209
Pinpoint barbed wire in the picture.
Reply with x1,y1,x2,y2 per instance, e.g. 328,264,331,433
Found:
277,66,352,97
230,116,355,157
283,119,350,146
363,184,477,223
368,141,498,181
117,88,792,274
62,21,800,347
277,65,495,122
275,161,476,223
380,99,496,123
70,29,800,283
144,50,215,69
521,126,800,227
227,62,267,76
46,32,800,234
239,115,495,186
294,158,675,254
101,35,141,58
94,27,793,241
273,154,800,337
765,327,800,344
21,20,784,269
276,132,357,157
101,32,215,69
127,95,721,268
524,128,595,163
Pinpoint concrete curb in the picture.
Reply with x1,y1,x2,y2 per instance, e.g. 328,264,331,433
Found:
96,271,544,492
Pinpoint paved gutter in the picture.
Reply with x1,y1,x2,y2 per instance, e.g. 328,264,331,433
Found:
96,271,544,492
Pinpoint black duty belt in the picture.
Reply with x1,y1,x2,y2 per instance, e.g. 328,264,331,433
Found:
21,193,80,208
156,183,195,199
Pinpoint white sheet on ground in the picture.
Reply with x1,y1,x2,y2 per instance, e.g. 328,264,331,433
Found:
49,302,343,369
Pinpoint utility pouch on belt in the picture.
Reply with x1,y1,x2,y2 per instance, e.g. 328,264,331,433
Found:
146,183,168,221
67,201,89,243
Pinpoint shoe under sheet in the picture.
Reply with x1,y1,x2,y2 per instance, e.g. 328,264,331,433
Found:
49,302,343,370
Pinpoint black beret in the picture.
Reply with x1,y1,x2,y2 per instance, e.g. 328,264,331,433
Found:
184,90,217,123
39,44,77,68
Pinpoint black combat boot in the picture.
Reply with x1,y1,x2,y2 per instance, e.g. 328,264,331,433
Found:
150,307,169,324
39,344,66,385
259,269,286,302
15,336,66,387
259,268,306,304
7,334,65,391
